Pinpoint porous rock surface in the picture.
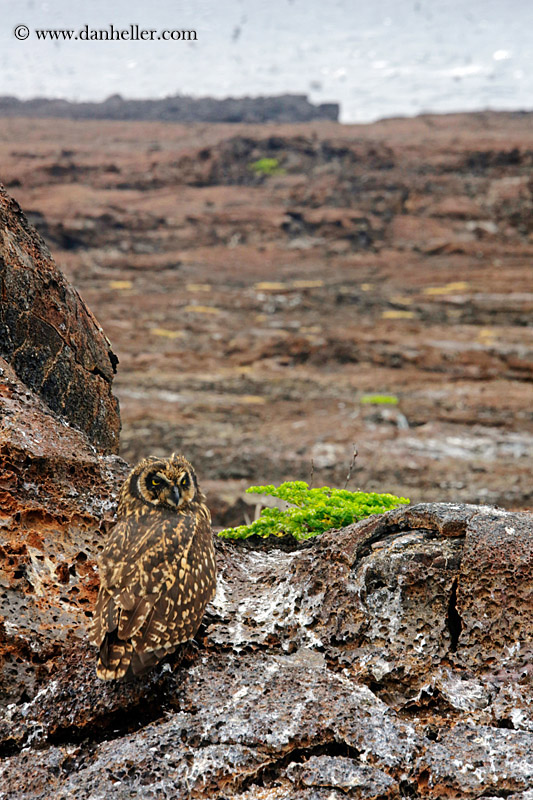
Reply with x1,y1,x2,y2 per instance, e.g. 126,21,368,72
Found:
0,190,127,706
0,185,120,453
0,357,127,706
1,495,532,799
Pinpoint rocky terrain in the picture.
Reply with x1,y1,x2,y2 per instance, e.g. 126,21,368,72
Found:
0,111,532,523
0,494,532,799
0,188,127,706
0,182,532,796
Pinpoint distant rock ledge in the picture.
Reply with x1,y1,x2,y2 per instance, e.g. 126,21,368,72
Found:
0,93,340,123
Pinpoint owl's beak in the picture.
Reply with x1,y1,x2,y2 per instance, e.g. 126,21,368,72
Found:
170,485,181,506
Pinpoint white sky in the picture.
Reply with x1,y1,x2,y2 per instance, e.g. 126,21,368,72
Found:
1,0,532,122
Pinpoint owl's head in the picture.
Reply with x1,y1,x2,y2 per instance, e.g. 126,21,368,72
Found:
121,453,202,512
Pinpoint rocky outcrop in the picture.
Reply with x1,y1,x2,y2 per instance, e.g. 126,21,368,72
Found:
0,354,127,707
0,188,127,706
0,241,531,794
0,93,340,123
0,185,120,453
0,497,531,798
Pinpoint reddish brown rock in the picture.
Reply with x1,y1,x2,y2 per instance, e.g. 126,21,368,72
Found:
458,510,533,680
0,357,127,704
0,187,127,705
0,185,120,453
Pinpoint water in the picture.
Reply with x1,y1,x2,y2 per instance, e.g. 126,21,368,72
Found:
0,0,532,123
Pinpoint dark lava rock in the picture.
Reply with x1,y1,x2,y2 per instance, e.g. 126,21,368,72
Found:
0,93,340,123
0,185,120,453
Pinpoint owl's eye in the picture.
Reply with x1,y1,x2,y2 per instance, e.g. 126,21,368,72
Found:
180,475,190,488
150,476,162,487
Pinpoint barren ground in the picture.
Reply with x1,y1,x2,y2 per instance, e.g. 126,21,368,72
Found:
1,112,532,522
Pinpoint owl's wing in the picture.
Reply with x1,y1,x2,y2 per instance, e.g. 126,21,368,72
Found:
130,511,216,653
89,511,198,648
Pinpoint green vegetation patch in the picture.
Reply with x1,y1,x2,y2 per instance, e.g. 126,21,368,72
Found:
248,157,286,176
360,394,399,405
219,481,409,541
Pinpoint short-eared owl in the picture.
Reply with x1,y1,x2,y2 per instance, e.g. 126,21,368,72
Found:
89,453,216,680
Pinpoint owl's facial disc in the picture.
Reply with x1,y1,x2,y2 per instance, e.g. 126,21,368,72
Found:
142,467,196,509
143,470,170,504
167,468,196,508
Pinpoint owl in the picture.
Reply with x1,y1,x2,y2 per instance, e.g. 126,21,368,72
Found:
89,453,217,681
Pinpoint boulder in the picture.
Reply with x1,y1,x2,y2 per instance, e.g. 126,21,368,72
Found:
0,356,127,707
0,187,127,706
0,185,120,453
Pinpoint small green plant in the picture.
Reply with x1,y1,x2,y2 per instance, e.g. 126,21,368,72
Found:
248,157,286,176
360,394,399,405
218,481,409,541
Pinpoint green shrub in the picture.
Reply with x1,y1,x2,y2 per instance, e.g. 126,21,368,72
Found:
360,394,399,405
248,157,285,176
218,481,409,541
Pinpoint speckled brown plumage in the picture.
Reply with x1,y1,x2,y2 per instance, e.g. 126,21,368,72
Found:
89,453,216,680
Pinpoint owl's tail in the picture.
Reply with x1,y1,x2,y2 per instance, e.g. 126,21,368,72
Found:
97,631,135,681
97,631,178,681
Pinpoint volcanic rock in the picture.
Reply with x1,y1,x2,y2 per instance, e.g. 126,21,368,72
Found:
0,494,531,798
0,191,127,706
0,185,120,453
0,358,127,707
0,122,532,798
